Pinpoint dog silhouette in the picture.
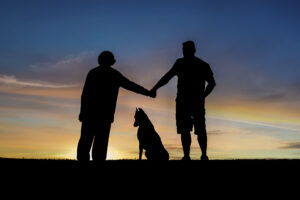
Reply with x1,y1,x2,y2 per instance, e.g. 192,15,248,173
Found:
134,108,169,161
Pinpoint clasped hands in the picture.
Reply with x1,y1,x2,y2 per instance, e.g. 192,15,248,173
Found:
148,88,157,98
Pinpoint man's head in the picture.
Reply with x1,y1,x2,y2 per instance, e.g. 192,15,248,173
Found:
98,51,116,66
182,41,196,58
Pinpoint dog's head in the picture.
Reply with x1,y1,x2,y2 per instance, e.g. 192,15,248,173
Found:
134,108,147,127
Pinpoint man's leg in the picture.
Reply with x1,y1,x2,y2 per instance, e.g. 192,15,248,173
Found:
92,122,111,162
197,130,208,159
181,131,191,159
176,100,192,160
194,109,208,160
77,122,94,162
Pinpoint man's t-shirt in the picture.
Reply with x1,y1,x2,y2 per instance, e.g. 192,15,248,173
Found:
166,57,214,105
79,66,148,123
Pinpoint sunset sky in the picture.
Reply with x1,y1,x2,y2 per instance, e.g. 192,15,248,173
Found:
0,0,299,160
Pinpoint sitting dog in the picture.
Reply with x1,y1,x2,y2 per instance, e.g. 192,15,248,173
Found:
134,108,169,161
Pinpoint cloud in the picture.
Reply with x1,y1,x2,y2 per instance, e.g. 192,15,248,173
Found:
244,82,300,103
0,74,78,89
0,51,98,99
280,142,300,149
207,130,224,135
27,51,97,84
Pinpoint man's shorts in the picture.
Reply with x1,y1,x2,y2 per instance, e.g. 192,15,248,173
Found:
176,100,206,135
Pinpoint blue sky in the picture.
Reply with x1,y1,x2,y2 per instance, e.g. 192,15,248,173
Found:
0,0,299,159
1,0,300,86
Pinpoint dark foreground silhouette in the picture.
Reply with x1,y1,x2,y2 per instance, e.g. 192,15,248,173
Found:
0,158,298,195
134,108,169,161
1,158,299,171
77,41,216,162
1,158,298,180
77,51,154,162
151,41,216,160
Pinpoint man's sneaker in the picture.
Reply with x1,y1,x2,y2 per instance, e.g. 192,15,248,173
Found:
201,155,209,161
181,156,191,161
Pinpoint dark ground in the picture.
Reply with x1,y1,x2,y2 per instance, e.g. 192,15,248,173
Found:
0,158,298,196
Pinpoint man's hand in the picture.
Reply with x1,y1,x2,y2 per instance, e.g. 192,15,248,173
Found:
149,88,157,98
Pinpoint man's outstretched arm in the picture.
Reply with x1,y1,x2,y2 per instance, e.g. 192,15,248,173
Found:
204,75,216,98
120,74,151,97
152,67,176,92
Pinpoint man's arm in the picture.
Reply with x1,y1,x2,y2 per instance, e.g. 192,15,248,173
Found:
204,75,216,98
119,74,151,97
151,66,177,96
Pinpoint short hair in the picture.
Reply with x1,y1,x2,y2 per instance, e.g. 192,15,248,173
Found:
98,51,115,65
182,41,196,52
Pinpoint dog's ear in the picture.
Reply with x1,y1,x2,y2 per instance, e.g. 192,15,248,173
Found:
136,108,138,112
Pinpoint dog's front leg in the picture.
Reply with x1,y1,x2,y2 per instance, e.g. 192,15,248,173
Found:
139,144,143,160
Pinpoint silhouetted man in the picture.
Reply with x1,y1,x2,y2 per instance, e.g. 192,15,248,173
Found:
151,41,216,160
77,51,153,162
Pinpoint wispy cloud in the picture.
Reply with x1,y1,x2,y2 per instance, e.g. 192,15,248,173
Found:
27,51,97,84
0,74,78,89
280,142,300,149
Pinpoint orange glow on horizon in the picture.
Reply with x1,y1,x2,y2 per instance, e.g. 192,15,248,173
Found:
0,77,299,160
